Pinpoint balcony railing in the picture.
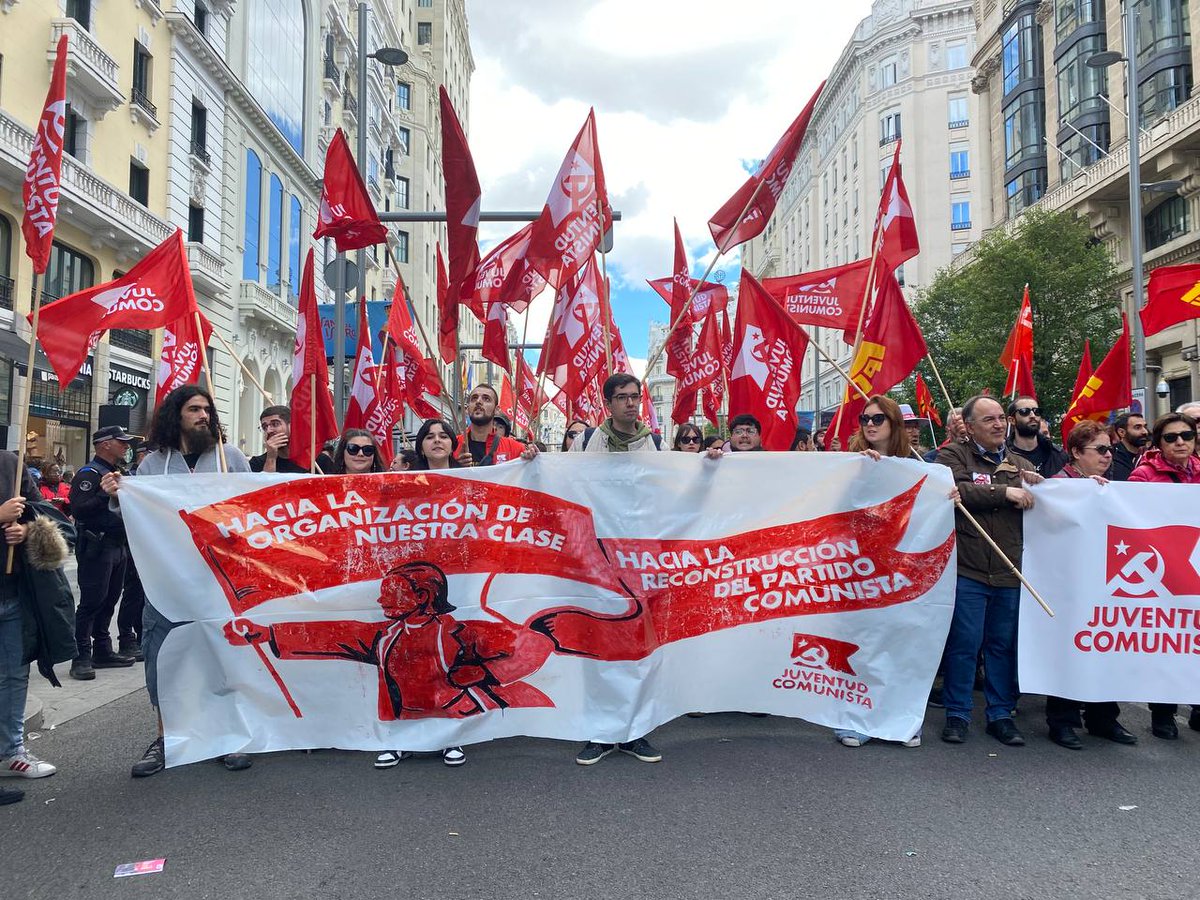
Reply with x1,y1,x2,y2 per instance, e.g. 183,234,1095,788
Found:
880,132,901,147
110,329,153,356
344,90,358,116
0,275,13,311
131,86,157,119
950,169,971,180
190,138,210,164
324,56,341,84
950,220,972,231
949,119,970,129
50,19,123,115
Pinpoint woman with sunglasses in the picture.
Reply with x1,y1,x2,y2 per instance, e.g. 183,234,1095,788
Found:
1040,421,1137,749
329,429,385,475
560,419,589,453
672,423,703,453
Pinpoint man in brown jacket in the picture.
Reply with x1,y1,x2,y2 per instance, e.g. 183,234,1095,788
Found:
936,394,1043,747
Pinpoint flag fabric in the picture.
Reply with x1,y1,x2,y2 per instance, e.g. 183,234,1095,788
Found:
663,219,694,380
729,273,811,450
512,353,545,436
826,263,928,450
1070,340,1093,407
762,257,872,342
873,140,920,269
435,245,456,365
462,223,546,319
708,81,824,252
702,310,733,428
35,229,198,385
647,277,729,324
1142,263,1200,337
481,296,510,370
1000,285,1035,398
364,341,403,467
343,296,378,433
156,310,212,406
438,86,481,303
1061,317,1131,444
22,33,69,275
385,278,443,420
527,109,611,289
289,249,339,471
498,371,516,420
671,306,723,425
915,373,942,427
313,128,387,252
537,260,605,401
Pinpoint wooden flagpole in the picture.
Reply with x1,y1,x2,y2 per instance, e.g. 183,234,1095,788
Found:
209,327,272,403
925,353,956,412
7,273,44,574
829,224,883,444
195,309,227,473
595,200,614,374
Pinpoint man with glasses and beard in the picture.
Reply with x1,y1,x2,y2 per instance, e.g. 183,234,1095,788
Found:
460,385,526,466
1107,412,1150,481
1005,397,1067,477
99,386,253,778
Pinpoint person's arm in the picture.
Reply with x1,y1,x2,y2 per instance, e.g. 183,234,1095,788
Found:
935,446,1012,511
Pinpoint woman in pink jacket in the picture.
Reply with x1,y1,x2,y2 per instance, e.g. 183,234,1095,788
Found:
1128,412,1199,484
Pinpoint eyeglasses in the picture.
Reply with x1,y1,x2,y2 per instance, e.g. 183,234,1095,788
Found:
731,427,758,437
678,436,701,444
1084,445,1113,455
610,392,640,403
1014,407,1042,417
345,444,376,456
567,429,584,439
858,413,887,427
1162,430,1197,444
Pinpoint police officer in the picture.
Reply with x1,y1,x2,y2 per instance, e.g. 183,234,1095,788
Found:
68,426,137,680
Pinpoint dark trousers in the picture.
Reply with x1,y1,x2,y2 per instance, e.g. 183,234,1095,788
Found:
1149,703,1197,719
74,543,127,655
117,559,144,641
1045,696,1120,730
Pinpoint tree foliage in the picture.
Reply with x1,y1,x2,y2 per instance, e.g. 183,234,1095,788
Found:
912,208,1120,423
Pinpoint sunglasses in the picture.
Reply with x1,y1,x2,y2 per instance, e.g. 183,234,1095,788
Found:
345,444,376,456
1014,407,1042,417
858,413,887,427
678,436,701,444
567,430,585,438
1162,430,1197,444
1084,445,1113,455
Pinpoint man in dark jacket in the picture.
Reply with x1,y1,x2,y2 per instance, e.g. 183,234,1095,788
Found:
1107,412,1149,481
937,395,1043,748
1005,396,1068,477
68,426,137,680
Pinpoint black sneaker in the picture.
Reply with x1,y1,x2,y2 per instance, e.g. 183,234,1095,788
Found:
69,654,95,681
618,738,662,763
222,753,252,771
131,737,165,778
1189,708,1200,733
927,685,945,708
985,718,1026,746
1152,714,1179,740
92,650,136,669
118,638,144,662
941,717,969,744
575,742,616,766
442,747,466,767
0,786,24,805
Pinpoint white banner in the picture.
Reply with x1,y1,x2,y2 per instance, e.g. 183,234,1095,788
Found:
120,454,957,766
1020,480,1200,703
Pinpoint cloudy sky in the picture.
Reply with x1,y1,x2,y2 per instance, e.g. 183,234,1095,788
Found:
465,0,874,370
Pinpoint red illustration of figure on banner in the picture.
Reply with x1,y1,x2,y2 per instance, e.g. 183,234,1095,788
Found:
224,562,555,719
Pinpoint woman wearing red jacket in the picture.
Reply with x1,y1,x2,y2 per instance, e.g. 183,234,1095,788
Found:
37,464,71,516
1128,412,1199,484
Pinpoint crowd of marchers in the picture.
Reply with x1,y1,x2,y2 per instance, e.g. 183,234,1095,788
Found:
1,375,1197,805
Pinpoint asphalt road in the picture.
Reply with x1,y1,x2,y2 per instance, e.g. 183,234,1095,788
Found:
4,692,1199,900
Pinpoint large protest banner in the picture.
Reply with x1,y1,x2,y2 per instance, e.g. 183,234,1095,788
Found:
1020,481,1200,703
119,454,957,766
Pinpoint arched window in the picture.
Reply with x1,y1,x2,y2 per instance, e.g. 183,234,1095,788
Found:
0,215,13,310
267,174,284,291
243,149,262,281
289,195,302,301
247,2,306,154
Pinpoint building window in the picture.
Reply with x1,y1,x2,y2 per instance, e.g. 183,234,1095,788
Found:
132,42,154,115
951,199,971,230
950,144,970,178
1139,66,1194,124
1059,122,1110,173
1002,14,1041,95
1057,35,1108,123
880,110,901,145
1056,0,1102,42
946,41,968,69
188,204,205,243
66,0,91,30
243,149,262,281
190,100,209,161
45,242,95,299
880,57,897,88
1003,92,1045,169
419,0,433,6
396,82,411,110
128,160,149,206
267,174,284,293
247,0,306,154
948,94,969,127
0,215,12,310
1144,195,1189,251
1136,0,1191,63
289,195,302,302
951,241,970,257
396,176,410,209
63,105,86,160
1005,169,1047,217
395,230,410,263
418,22,432,45
194,2,209,36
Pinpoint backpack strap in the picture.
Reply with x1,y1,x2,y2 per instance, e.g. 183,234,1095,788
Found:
582,427,597,450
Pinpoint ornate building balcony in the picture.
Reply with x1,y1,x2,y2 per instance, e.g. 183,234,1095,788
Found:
237,280,296,334
50,19,123,117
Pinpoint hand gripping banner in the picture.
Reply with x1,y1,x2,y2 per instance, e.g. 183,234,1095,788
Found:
118,455,957,766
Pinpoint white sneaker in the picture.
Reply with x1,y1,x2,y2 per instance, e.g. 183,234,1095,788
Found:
838,735,864,748
902,735,922,748
0,750,56,778
442,746,466,767
374,751,409,769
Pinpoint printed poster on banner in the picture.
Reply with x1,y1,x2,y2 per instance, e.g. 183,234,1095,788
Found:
1019,482,1200,703
118,455,957,766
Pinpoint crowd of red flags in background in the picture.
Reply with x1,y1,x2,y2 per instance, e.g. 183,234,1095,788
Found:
16,37,1200,457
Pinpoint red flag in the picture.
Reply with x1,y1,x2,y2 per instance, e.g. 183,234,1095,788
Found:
648,277,729,324
513,353,545,436
498,370,516,420
537,260,604,399
527,109,611,289
708,81,824,251
1000,284,1035,398
438,86,482,302
363,341,403,467
22,34,68,275
662,219,694,380
762,257,872,342
915,373,942,427
642,387,662,435
289,249,339,470
550,386,570,420
672,308,723,424
1142,263,1200,337
1070,339,1093,406
728,273,811,450
343,296,378,432
35,229,197,385
156,311,212,405
385,276,443,420
481,296,511,370
827,263,928,450
313,128,387,252
1061,317,1131,444
702,310,733,427
463,224,546,319
873,140,920,269
435,245,456,365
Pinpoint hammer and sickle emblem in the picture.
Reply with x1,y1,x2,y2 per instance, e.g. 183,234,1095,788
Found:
1109,547,1166,596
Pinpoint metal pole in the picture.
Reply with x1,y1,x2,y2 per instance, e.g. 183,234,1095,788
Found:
377,210,623,223
356,1,369,388
1125,0,1148,417
333,251,345,423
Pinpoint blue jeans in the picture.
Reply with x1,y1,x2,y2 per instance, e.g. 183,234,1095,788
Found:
942,575,1019,724
0,586,28,758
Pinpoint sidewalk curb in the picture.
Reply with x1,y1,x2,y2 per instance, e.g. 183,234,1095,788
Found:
22,694,43,732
